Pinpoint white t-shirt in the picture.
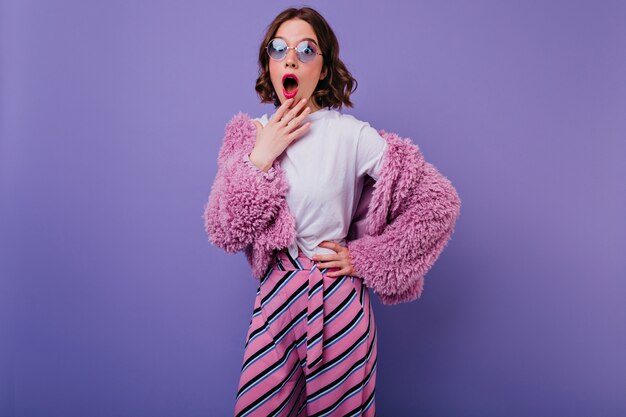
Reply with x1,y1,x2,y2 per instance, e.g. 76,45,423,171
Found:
250,107,387,260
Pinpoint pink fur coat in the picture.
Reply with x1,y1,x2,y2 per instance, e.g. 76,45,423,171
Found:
203,112,461,305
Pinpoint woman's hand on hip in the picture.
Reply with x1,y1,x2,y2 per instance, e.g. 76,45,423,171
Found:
249,98,312,172
312,241,358,278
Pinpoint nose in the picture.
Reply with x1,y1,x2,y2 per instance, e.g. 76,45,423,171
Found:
284,47,298,68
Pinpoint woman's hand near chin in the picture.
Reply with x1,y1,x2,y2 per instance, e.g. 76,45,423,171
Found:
249,97,311,172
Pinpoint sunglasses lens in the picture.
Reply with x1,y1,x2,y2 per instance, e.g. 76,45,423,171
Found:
267,39,287,60
296,40,318,63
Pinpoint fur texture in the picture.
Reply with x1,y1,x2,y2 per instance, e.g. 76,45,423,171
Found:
204,112,461,305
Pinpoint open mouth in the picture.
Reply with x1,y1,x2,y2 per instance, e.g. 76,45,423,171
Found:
282,73,299,99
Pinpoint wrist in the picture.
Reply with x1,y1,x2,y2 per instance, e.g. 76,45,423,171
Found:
248,150,273,173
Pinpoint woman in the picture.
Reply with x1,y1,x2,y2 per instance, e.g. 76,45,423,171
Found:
204,7,461,416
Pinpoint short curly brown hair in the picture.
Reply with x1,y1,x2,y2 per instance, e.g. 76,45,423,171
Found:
255,7,358,110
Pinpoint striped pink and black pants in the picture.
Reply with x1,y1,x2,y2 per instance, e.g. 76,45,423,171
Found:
234,249,377,417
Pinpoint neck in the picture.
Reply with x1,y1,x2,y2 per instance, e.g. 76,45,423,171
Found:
308,98,325,113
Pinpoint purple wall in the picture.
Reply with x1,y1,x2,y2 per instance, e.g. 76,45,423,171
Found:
1,1,625,415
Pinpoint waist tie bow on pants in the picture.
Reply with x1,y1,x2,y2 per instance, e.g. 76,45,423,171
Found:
234,248,378,417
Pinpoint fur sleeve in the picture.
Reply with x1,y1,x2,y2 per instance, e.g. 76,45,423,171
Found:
203,113,290,253
347,140,461,305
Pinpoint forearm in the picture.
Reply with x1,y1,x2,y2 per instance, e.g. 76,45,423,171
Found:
204,150,288,253
347,161,461,304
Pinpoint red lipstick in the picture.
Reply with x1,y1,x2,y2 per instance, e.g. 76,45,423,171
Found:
282,73,299,99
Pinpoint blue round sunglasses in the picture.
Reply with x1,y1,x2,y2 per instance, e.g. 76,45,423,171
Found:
266,38,323,63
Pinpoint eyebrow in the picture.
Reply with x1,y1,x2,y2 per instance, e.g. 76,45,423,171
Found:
274,36,319,45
